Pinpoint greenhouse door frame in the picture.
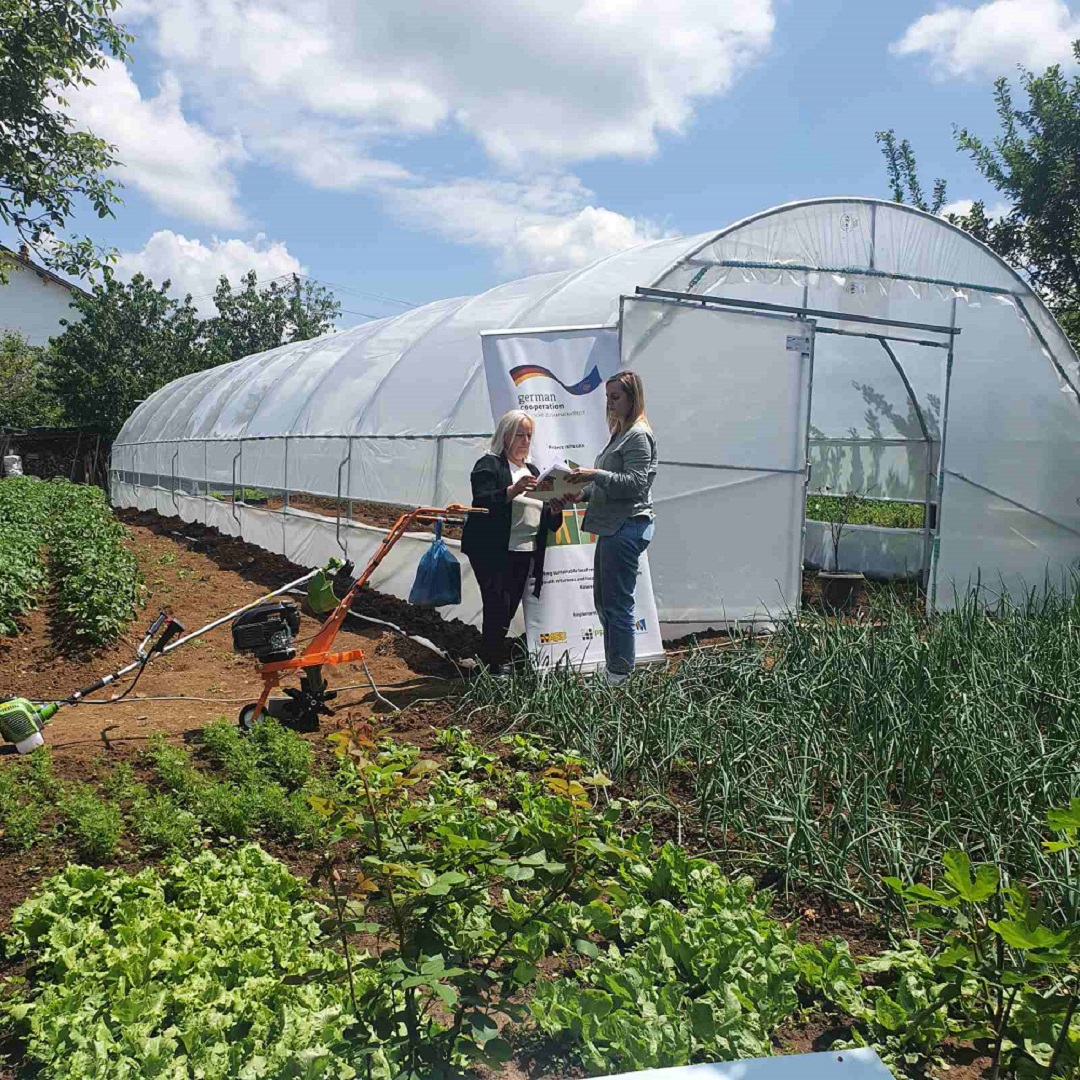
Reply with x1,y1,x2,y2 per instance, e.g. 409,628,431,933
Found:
629,286,960,613
618,292,815,626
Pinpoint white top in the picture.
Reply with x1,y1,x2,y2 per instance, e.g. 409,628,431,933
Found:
508,463,543,551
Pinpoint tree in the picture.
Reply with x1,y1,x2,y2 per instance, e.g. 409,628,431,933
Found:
45,268,340,438
955,44,1080,341
0,331,61,428
46,272,207,439
877,41,1080,346
0,0,131,277
207,271,340,364
877,130,948,215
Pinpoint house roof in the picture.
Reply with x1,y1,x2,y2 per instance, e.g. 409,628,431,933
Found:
0,245,91,299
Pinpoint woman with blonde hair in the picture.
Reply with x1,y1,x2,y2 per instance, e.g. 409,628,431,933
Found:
460,411,567,675
567,371,657,685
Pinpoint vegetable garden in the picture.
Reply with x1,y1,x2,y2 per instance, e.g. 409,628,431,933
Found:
1,477,1079,1079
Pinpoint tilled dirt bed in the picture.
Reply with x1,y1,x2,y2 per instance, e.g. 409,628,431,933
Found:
0,508,478,754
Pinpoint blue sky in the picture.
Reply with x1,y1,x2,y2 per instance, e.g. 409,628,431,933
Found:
43,0,1080,327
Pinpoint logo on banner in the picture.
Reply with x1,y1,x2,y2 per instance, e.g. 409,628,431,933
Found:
551,508,598,548
509,364,603,396
539,631,568,644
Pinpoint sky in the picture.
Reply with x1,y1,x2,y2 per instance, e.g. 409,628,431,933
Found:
36,0,1080,327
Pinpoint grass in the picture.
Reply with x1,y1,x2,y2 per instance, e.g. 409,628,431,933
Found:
806,493,925,529
468,585,1080,919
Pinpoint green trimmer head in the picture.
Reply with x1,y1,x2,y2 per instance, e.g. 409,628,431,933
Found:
0,699,59,754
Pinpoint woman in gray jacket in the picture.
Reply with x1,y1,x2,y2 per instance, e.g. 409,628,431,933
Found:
567,371,657,685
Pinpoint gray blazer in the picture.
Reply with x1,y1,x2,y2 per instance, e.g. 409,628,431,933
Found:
581,421,657,537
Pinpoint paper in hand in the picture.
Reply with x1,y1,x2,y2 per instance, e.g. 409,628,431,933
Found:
532,458,585,501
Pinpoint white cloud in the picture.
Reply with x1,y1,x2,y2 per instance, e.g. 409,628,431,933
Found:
116,231,304,312
893,0,1080,78
124,0,775,169
109,1,770,271
66,60,246,227
254,126,412,191
940,198,1011,219
384,175,667,274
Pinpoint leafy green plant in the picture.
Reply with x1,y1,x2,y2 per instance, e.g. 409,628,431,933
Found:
532,848,801,1073
60,783,122,864
0,477,144,647
0,477,50,635
145,731,322,845
0,762,48,851
45,479,145,649
806,493,925,530
128,792,200,855
0,846,360,1079
303,720,625,1075
882,815,1080,1079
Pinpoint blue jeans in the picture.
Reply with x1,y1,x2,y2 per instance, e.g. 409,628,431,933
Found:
594,517,654,676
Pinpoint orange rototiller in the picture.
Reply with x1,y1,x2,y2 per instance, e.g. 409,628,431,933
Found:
234,504,483,731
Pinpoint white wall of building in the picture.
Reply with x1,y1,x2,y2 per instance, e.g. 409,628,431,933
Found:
0,261,82,346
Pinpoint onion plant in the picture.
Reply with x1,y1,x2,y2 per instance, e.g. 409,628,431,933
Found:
469,585,1080,917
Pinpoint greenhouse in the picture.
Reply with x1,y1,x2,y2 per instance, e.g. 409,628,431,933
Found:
111,198,1080,634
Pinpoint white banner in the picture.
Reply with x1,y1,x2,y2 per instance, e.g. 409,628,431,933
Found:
480,326,664,671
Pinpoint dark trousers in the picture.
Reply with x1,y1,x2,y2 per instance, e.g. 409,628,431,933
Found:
468,552,533,668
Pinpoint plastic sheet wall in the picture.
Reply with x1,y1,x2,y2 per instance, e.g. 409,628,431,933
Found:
113,199,1080,616
111,480,499,634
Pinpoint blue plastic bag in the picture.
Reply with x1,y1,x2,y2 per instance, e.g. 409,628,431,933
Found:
408,520,461,607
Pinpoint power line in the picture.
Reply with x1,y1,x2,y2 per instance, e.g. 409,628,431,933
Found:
296,274,415,308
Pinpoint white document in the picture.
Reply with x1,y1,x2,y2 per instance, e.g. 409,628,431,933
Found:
532,459,585,502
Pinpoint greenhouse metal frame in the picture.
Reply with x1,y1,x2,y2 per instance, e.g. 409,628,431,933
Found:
112,198,1080,634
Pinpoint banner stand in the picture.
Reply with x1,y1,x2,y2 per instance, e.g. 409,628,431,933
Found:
481,326,664,673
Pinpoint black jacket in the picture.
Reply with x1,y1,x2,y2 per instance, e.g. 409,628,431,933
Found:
460,452,563,597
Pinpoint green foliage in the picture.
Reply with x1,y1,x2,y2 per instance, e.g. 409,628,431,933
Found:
0,331,61,429
128,792,200,856
878,42,1080,348
0,760,48,851
954,45,1080,340
532,851,800,1073
46,269,341,438
806,494,924,531
145,725,322,845
207,270,340,364
201,715,314,790
209,486,269,502
46,272,208,440
471,586,1080,919
0,477,49,635
0,846,360,1078
794,814,1080,1076
13,723,1080,1076
876,129,948,214
305,721,627,1075
46,480,144,647
0,0,130,277
59,783,121,863
0,477,143,645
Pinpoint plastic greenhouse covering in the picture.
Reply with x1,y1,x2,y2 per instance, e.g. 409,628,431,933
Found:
112,199,1080,631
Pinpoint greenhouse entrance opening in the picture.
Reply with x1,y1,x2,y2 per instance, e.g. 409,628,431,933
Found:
619,295,814,629
619,287,959,629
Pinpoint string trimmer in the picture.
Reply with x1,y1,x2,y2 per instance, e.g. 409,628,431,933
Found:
1,503,483,752
0,564,329,754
